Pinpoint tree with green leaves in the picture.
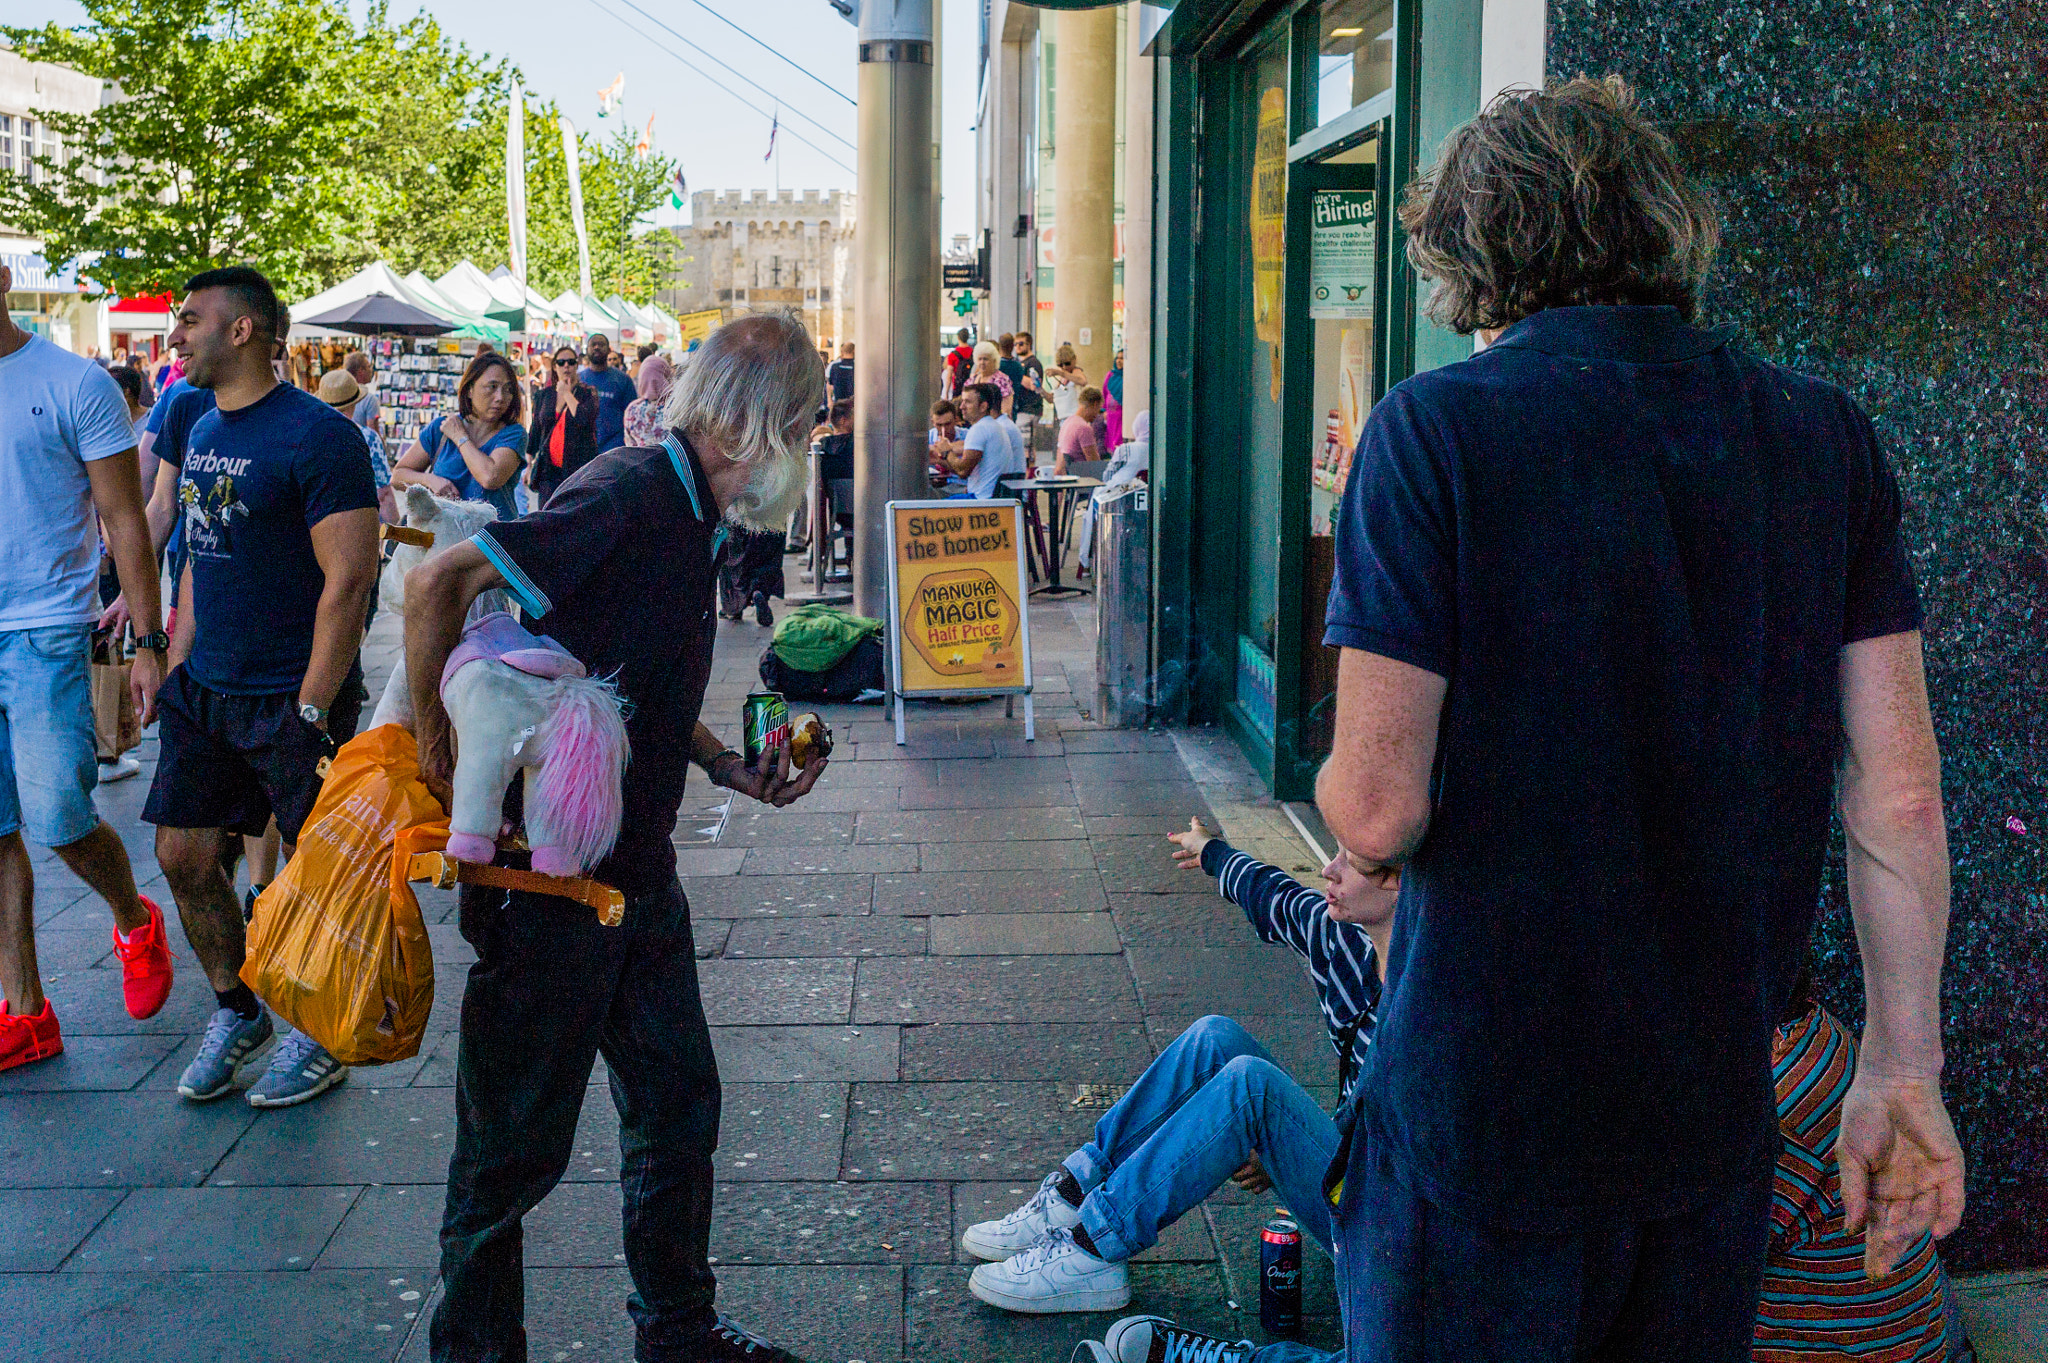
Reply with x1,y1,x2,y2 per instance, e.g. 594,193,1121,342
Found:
2,0,363,300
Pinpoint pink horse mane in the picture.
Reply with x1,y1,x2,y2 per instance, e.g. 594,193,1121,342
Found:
531,675,630,875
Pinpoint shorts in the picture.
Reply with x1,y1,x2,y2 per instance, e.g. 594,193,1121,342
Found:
0,623,100,847
142,663,364,843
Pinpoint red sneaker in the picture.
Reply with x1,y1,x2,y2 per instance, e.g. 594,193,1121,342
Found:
112,895,175,1020
0,999,62,1072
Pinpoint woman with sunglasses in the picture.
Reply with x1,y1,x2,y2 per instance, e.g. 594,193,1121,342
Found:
525,344,599,507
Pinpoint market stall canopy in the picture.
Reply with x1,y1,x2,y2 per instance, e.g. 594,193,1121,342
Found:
580,294,623,343
434,261,525,329
299,292,455,336
404,271,511,347
290,261,425,336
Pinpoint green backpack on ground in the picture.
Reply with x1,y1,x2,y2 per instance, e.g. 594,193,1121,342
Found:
770,602,883,674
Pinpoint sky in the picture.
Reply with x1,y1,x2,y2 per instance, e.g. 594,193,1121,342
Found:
1,0,983,243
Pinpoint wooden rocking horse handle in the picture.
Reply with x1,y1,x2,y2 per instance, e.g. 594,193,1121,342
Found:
403,850,626,927
381,524,436,549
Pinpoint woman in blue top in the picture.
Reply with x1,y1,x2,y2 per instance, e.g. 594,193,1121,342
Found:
390,352,526,519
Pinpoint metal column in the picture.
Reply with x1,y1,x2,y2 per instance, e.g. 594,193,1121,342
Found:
853,0,939,621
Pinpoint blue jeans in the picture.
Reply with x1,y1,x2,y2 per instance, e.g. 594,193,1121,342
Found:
1063,1016,1339,1263
0,624,100,847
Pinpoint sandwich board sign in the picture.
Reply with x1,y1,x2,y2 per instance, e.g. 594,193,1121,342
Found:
885,499,1035,744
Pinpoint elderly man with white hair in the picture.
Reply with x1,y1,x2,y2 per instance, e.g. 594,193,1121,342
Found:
403,314,830,1363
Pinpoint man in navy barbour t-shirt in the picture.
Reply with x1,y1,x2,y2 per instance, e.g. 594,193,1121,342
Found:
1313,79,1962,1362
142,268,380,1111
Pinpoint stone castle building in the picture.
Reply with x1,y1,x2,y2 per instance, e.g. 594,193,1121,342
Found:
655,188,855,352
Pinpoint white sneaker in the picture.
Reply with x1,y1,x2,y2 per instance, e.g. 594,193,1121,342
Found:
968,1227,1130,1314
962,1169,1085,1261
97,756,140,783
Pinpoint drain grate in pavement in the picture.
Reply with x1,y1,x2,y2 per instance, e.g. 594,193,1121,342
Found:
1068,1083,1130,1110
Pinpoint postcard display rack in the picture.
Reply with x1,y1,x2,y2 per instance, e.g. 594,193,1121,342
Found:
370,337,478,447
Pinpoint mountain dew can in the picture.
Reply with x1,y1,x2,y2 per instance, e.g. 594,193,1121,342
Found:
743,691,791,768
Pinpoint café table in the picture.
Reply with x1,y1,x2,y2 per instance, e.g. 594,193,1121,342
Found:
1000,474,1102,598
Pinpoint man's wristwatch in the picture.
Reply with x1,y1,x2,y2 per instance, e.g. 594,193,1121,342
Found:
133,630,169,653
298,702,330,727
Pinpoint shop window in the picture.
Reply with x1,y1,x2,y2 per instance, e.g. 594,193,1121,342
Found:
0,115,15,176
1314,0,1395,129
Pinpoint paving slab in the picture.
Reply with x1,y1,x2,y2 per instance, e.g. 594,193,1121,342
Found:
698,958,855,1025
1076,781,1211,817
0,1188,126,1271
1127,948,1322,1018
892,757,1081,788
856,808,1087,845
207,1087,457,1187
893,781,1075,811
313,1182,442,1268
907,1262,1241,1363
0,1091,257,1188
916,839,1098,871
871,869,1106,916
0,1268,425,1361
1065,751,1202,784
0,1034,183,1093
24,928,114,973
1209,1194,1344,1331
1083,813,1206,838
1110,893,1263,949
35,967,222,1036
710,1025,900,1082
716,811,855,847
927,912,1122,956
899,1023,1156,1082
1060,729,1179,754
742,844,920,875
672,847,749,876
682,874,873,918
842,1082,1097,1180
857,735,997,761
723,916,928,958
712,1180,952,1266
1093,834,1208,895
854,957,1143,1024
64,1185,363,1272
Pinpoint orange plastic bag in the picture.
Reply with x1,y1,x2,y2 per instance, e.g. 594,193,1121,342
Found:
240,723,448,1065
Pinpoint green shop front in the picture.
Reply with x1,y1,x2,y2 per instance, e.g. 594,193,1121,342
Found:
1142,0,1491,797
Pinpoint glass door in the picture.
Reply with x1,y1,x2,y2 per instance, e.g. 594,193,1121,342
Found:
1273,128,1387,796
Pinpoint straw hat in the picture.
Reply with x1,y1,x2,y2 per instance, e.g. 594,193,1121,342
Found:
315,368,361,409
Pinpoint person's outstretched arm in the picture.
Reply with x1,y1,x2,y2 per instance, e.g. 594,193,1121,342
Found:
1835,629,1964,1278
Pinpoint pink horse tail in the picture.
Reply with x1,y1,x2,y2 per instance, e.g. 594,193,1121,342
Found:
532,676,630,875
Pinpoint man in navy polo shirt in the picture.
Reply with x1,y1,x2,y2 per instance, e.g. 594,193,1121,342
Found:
1314,78,1961,1360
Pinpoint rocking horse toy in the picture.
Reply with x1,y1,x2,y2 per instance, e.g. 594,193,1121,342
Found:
369,484,511,731
439,611,630,878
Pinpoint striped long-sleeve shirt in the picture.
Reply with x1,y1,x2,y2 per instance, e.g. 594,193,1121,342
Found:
1200,839,1380,1101
1755,1001,1961,1362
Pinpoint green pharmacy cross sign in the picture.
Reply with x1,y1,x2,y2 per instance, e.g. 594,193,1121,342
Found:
951,291,978,318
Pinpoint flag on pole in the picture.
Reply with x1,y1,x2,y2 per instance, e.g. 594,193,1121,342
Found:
634,111,655,159
668,166,688,210
596,72,625,118
560,116,594,298
763,110,778,162
505,83,528,293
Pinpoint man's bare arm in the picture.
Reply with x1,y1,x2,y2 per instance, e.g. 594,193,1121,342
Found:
301,508,380,719
85,449,166,724
1315,648,1447,884
1835,629,1964,1276
145,457,182,555
406,541,507,809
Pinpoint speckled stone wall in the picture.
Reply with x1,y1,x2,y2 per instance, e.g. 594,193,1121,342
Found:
1550,2,2047,1272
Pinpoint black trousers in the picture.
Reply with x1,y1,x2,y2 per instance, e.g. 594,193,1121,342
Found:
432,878,721,1363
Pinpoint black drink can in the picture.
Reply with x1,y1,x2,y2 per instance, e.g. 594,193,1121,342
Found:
1260,1216,1303,1337
742,691,792,769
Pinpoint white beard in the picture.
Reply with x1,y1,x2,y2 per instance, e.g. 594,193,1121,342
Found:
720,449,808,534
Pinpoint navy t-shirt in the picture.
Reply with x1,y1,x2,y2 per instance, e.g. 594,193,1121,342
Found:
180,382,378,694
470,435,723,898
1324,306,1922,1233
579,365,638,454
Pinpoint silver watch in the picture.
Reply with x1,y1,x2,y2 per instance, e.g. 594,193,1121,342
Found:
298,702,328,726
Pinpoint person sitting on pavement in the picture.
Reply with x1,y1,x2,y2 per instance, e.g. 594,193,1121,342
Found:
1071,973,1978,1363
936,383,1027,501
143,267,380,1109
403,313,831,1363
963,815,1388,1316
0,260,177,1073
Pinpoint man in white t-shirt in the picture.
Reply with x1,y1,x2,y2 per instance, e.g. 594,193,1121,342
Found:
938,382,1027,500
0,263,178,1074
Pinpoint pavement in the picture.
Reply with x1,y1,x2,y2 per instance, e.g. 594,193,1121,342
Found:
3,573,2041,1362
